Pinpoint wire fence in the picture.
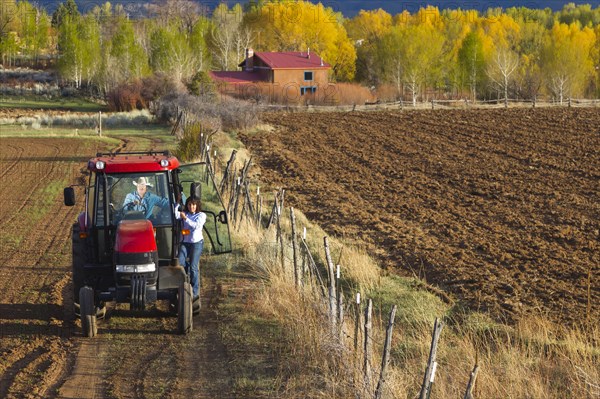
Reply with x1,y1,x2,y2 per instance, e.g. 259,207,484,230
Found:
260,97,600,113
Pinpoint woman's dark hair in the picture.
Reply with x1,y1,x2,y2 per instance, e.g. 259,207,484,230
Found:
185,197,201,214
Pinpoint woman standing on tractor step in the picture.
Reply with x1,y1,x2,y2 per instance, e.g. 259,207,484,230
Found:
176,197,206,306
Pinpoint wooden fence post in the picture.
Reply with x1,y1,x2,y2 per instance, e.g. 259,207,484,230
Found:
219,149,237,194
233,176,242,223
363,298,373,395
276,197,284,273
463,364,479,399
227,170,238,218
257,192,263,227
301,227,308,285
238,190,247,229
324,237,337,324
243,181,255,221
290,207,299,287
267,191,279,229
374,305,397,399
301,238,326,297
419,318,444,399
354,293,361,352
337,290,344,339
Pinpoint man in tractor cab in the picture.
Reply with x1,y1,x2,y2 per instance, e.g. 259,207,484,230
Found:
123,176,170,219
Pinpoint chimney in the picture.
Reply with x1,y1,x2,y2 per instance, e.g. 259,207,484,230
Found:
245,48,254,71
307,47,310,59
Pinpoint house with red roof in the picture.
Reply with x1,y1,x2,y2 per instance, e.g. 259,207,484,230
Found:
211,48,331,97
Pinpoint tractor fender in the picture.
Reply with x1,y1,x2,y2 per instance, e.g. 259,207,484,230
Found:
158,266,188,290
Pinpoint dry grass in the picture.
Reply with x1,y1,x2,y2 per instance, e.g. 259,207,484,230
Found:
213,132,600,399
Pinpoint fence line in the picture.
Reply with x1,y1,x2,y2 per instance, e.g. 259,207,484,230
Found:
206,145,482,398
260,97,600,113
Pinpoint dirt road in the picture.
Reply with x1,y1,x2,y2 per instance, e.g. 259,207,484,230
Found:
0,136,252,398
242,107,600,324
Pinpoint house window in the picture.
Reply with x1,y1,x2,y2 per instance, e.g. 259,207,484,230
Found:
304,71,313,81
300,86,317,95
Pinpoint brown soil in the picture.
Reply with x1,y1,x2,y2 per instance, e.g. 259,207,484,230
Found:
241,108,600,325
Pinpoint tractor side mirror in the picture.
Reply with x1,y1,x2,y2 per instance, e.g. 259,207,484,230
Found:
190,182,201,200
218,210,228,224
64,187,76,206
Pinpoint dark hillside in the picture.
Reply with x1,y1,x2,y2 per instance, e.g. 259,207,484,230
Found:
37,0,598,17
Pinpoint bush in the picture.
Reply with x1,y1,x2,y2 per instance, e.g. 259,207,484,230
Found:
154,93,259,133
107,73,185,112
174,122,207,161
219,98,259,131
187,71,216,100
107,80,146,112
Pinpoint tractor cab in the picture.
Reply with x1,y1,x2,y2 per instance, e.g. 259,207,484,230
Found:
64,151,231,337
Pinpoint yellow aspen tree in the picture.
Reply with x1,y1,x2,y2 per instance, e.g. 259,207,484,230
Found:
244,0,356,81
542,22,596,103
344,8,392,41
344,8,392,84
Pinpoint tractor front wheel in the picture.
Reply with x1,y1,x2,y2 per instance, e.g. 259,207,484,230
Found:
177,282,193,335
79,286,97,338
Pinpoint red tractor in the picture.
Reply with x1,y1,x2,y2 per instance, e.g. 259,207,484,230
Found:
64,151,231,337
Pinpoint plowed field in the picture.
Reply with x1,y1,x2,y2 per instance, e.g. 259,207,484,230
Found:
242,108,600,324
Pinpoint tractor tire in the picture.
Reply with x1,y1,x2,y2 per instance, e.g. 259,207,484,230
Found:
177,282,193,335
79,286,97,338
72,225,85,316
72,225,107,320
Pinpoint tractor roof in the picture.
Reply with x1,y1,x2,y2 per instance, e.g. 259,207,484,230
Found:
88,151,181,173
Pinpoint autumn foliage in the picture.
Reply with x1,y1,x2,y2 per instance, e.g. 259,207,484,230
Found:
1,0,599,101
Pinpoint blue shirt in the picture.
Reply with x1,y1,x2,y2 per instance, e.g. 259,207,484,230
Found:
123,191,170,219
176,211,206,243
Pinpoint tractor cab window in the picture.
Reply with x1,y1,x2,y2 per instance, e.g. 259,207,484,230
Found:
95,172,174,227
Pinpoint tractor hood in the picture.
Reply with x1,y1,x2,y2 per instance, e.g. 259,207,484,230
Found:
115,219,157,254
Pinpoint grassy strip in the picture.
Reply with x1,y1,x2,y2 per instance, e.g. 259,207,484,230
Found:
0,96,107,112
0,125,169,141
206,257,284,397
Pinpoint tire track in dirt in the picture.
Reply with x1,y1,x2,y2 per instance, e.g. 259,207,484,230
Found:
57,340,106,399
0,344,46,398
175,276,234,398
0,143,24,180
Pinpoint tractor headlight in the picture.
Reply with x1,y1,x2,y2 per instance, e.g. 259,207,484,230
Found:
160,159,169,167
96,161,105,170
115,263,156,273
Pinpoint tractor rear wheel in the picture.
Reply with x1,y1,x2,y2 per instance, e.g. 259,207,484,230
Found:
72,225,85,316
177,282,193,334
79,286,97,338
